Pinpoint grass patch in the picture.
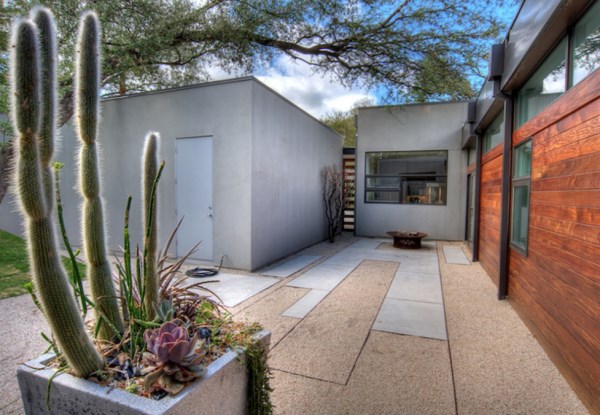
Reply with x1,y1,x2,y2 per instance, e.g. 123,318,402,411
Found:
0,229,86,300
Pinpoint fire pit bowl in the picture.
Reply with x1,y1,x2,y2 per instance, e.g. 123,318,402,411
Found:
386,231,429,249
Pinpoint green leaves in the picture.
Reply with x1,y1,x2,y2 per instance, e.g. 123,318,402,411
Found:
2,0,516,126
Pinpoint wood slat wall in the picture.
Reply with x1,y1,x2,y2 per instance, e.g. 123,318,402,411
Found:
478,145,503,285
509,70,600,414
343,154,356,231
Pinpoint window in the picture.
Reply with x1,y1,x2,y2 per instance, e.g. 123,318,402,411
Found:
511,140,532,252
516,3,600,127
570,1,600,87
467,146,477,166
516,37,567,128
483,110,504,152
365,150,447,205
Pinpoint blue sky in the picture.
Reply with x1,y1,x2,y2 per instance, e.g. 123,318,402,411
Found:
229,1,521,119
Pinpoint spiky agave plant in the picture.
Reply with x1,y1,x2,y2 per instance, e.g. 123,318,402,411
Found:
10,9,104,377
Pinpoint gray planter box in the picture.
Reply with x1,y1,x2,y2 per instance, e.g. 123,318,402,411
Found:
18,330,270,415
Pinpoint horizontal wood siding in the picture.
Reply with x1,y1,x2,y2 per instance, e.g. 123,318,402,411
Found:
509,70,600,414
478,145,503,285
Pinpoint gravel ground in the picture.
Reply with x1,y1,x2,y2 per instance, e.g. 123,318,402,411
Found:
0,234,589,415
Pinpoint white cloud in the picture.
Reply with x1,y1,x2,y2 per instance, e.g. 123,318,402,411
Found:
255,56,376,118
204,55,376,119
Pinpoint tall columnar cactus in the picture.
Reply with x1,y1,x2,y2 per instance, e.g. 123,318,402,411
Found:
75,12,123,340
142,132,160,319
10,12,104,377
32,7,56,211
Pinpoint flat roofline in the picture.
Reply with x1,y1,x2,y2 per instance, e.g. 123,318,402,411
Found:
356,100,469,112
100,76,342,139
101,76,255,102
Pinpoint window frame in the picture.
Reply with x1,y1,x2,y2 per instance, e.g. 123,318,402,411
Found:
516,2,600,128
510,140,532,255
364,150,448,206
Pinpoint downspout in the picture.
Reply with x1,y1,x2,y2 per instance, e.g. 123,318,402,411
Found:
495,81,513,300
472,132,482,262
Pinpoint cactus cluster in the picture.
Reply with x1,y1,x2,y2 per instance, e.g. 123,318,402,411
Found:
10,8,162,376
11,8,103,377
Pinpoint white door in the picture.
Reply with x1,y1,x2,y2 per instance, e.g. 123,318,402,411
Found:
175,136,213,260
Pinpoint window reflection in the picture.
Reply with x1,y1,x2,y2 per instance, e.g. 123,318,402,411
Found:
571,1,600,87
516,37,567,128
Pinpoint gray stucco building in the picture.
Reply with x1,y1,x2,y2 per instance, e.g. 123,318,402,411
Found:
355,102,468,240
0,77,342,271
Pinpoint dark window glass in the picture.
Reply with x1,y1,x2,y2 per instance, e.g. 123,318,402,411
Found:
511,140,532,253
365,151,447,205
483,110,504,153
516,37,567,128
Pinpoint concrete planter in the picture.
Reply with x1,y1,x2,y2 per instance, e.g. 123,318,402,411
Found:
17,330,270,415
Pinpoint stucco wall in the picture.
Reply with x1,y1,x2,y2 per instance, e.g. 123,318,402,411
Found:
355,102,468,240
250,82,343,270
0,79,254,269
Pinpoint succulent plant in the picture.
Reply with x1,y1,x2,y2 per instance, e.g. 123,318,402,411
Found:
142,320,207,394
153,298,175,323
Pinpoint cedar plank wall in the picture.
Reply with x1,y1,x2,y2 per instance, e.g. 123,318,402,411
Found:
478,143,503,286
510,69,600,414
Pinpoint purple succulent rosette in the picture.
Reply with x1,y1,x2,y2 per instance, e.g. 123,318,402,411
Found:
142,320,207,394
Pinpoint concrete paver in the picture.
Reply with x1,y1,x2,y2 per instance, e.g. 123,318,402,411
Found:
387,270,443,303
286,261,355,291
373,298,447,340
442,246,471,265
281,289,329,319
260,255,322,278
197,272,279,307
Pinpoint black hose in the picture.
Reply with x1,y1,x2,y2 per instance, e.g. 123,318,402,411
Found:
185,256,224,278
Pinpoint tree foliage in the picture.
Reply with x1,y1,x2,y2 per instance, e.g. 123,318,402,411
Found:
2,0,515,123
321,97,374,147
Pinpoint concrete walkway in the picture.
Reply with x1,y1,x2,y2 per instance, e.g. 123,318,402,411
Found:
0,235,590,414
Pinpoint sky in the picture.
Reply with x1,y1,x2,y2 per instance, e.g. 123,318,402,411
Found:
255,55,376,119
209,1,521,121
206,54,375,119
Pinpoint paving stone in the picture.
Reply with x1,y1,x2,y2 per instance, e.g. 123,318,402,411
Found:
260,255,322,278
197,273,279,307
281,289,329,318
286,262,356,291
373,298,447,340
387,271,443,304
443,246,471,265
398,257,441,275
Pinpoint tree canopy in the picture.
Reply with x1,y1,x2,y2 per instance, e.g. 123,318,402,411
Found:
321,97,374,147
2,0,515,124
